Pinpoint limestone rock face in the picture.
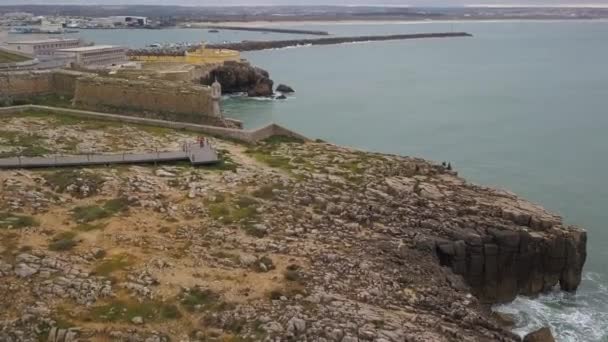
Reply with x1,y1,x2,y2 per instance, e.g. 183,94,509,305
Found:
523,327,555,342
435,198,587,303
202,61,274,97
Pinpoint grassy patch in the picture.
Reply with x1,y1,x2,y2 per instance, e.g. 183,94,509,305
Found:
11,95,73,108
43,170,106,197
0,49,30,63
93,254,134,276
89,300,182,322
0,213,38,229
208,197,259,226
262,135,305,145
180,288,231,313
0,130,50,157
72,197,129,223
248,151,293,171
48,231,78,252
74,222,106,232
251,183,287,200
204,149,238,172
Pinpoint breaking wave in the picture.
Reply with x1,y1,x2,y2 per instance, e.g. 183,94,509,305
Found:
494,272,608,342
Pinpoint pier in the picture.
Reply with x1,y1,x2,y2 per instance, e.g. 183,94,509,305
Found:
202,25,329,36
0,141,219,169
206,32,473,51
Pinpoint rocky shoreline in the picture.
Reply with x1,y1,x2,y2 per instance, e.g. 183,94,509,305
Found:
0,111,585,341
206,32,473,51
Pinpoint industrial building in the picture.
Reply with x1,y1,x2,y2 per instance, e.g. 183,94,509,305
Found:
108,16,148,27
4,39,82,56
55,45,127,67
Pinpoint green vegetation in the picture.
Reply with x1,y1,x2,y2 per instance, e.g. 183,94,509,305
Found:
0,49,30,63
262,135,305,145
247,150,293,171
208,196,259,225
0,130,50,157
74,222,107,232
89,300,182,322
205,149,238,172
43,170,106,196
11,95,73,108
48,231,77,252
180,288,231,313
72,197,129,223
251,183,286,200
93,254,134,276
243,136,305,173
0,213,38,229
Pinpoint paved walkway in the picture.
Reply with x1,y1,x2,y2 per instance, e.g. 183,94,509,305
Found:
0,142,219,169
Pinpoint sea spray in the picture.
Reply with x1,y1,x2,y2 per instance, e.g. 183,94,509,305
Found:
494,272,608,342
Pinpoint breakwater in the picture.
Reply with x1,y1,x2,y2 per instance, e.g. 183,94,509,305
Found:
203,25,329,36
206,32,472,51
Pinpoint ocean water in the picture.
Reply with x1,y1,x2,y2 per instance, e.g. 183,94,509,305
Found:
53,20,608,341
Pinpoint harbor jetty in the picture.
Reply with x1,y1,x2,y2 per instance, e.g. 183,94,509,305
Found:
201,25,329,36
206,32,472,51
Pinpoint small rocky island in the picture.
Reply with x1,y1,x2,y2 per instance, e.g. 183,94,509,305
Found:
0,111,585,341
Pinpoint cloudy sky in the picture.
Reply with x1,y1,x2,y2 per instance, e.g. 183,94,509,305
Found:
1,0,608,6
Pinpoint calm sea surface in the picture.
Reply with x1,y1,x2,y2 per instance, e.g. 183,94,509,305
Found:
53,21,608,341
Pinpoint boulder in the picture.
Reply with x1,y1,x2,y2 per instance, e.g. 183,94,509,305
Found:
202,61,275,97
523,327,555,342
276,84,295,93
248,78,274,97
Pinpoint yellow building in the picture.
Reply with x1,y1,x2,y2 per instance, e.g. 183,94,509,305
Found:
129,44,240,65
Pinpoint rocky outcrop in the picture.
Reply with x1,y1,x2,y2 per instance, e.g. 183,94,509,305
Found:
276,84,295,93
524,327,555,342
201,61,274,97
435,193,587,303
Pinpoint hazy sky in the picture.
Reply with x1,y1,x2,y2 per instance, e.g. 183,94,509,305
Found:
1,0,608,6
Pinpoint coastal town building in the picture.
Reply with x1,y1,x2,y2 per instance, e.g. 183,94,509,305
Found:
108,16,148,27
55,45,127,67
4,38,82,56
129,44,240,65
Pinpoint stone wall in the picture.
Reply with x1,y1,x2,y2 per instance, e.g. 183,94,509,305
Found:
0,71,52,97
50,70,82,96
1,70,224,126
0,105,310,144
0,70,83,98
72,76,218,125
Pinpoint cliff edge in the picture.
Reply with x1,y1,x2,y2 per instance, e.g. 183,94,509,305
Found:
0,112,586,342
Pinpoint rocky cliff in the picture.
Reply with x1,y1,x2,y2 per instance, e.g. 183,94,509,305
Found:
0,111,586,342
201,61,275,97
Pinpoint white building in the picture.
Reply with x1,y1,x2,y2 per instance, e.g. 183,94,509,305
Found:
55,45,127,67
5,39,82,56
108,16,148,27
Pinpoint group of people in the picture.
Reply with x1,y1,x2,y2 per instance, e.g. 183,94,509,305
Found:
182,136,210,152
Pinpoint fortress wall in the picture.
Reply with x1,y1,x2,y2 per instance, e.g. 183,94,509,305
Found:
72,76,216,124
0,105,310,144
50,71,82,96
0,71,53,97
